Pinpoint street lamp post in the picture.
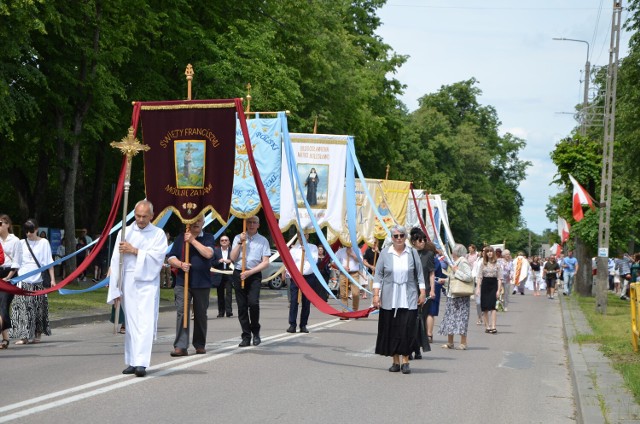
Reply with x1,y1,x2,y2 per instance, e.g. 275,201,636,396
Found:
552,38,591,135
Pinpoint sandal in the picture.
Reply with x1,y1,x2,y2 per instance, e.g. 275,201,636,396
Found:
15,339,28,345
0,339,8,350
455,344,467,350
476,319,483,325
441,343,454,349
427,335,433,343
489,329,497,334
119,326,126,334
485,328,491,333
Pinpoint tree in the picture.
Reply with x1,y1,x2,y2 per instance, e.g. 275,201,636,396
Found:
399,79,531,246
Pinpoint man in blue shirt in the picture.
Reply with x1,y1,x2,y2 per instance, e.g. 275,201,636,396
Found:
562,250,579,296
167,216,215,356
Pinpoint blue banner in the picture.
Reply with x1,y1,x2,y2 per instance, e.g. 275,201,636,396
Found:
231,114,283,218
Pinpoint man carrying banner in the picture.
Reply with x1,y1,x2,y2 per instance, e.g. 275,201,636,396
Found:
287,234,318,334
230,216,270,347
107,200,168,377
335,246,361,318
166,215,214,356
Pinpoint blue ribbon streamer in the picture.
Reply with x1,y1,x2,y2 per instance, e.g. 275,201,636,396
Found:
282,123,370,310
60,212,235,295
10,210,137,285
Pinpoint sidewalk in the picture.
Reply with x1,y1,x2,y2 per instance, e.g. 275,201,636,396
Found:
560,295,640,423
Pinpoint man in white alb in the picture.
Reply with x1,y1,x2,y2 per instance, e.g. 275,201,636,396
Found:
107,200,168,377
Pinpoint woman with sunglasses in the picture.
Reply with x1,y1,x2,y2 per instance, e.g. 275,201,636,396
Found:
372,225,426,374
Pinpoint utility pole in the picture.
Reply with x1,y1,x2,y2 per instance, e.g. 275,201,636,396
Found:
595,0,623,314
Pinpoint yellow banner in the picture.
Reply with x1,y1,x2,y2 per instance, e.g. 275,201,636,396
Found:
375,180,411,235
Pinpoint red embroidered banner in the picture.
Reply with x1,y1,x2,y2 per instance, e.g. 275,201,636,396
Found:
138,99,238,224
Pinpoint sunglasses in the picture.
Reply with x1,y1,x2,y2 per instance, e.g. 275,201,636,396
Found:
392,234,406,239
415,238,426,242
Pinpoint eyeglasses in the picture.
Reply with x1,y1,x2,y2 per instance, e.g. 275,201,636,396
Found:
392,234,406,239
415,238,426,243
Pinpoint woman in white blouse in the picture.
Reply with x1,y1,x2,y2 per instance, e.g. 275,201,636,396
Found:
372,225,426,375
11,219,56,345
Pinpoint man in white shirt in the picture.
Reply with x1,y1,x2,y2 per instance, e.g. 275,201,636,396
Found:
229,216,271,347
287,234,318,333
335,246,361,318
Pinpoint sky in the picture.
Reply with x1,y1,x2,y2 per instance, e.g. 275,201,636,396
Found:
376,0,631,235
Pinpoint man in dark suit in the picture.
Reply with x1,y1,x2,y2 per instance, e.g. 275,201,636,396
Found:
212,235,233,318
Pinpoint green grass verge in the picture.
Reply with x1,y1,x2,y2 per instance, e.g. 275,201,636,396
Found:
575,293,640,403
47,282,175,319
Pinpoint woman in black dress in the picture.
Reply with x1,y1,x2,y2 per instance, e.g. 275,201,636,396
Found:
475,246,503,334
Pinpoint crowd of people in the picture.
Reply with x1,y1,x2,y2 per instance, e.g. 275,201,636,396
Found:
2,203,640,379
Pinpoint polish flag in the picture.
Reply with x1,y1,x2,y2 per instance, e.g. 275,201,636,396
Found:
568,174,595,222
549,243,560,257
557,216,570,243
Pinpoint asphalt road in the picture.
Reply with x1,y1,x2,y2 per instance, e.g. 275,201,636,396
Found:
0,290,575,424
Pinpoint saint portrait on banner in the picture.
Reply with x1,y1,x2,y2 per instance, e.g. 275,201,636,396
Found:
296,163,328,209
175,140,205,189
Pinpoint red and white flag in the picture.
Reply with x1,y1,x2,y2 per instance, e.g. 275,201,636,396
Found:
568,174,595,222
549,243,560,257
557,216,570,243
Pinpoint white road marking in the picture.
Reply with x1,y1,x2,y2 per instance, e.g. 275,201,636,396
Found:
0,318,347,422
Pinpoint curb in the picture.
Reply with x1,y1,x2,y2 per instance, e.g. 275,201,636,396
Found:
560,295,640,423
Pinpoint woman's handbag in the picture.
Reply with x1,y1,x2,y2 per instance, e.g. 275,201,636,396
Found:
24,239,52,288
449,275,474,297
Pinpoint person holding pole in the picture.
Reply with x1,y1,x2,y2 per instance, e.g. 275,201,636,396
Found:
107,200,167,377
287,233,318,334
230,216,270,347
166,215,214,356
335,245,361,318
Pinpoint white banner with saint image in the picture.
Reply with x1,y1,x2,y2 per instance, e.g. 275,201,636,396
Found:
279,133,348,234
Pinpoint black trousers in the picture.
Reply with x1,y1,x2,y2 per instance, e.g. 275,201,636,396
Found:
0,268,14,332
217,274,233,316
232,270,261,341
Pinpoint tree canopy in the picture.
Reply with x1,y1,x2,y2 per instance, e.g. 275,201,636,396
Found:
0,1,533,250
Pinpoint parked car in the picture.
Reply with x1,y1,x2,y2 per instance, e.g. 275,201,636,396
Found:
262,257,287,290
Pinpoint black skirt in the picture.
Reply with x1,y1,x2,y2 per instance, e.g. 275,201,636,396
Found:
375,308,418,357
480,276,498,311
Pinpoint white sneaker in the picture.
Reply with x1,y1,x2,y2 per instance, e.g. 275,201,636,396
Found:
503,307,508,312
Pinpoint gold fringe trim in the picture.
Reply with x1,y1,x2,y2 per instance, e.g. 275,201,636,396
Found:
140,103,235,111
